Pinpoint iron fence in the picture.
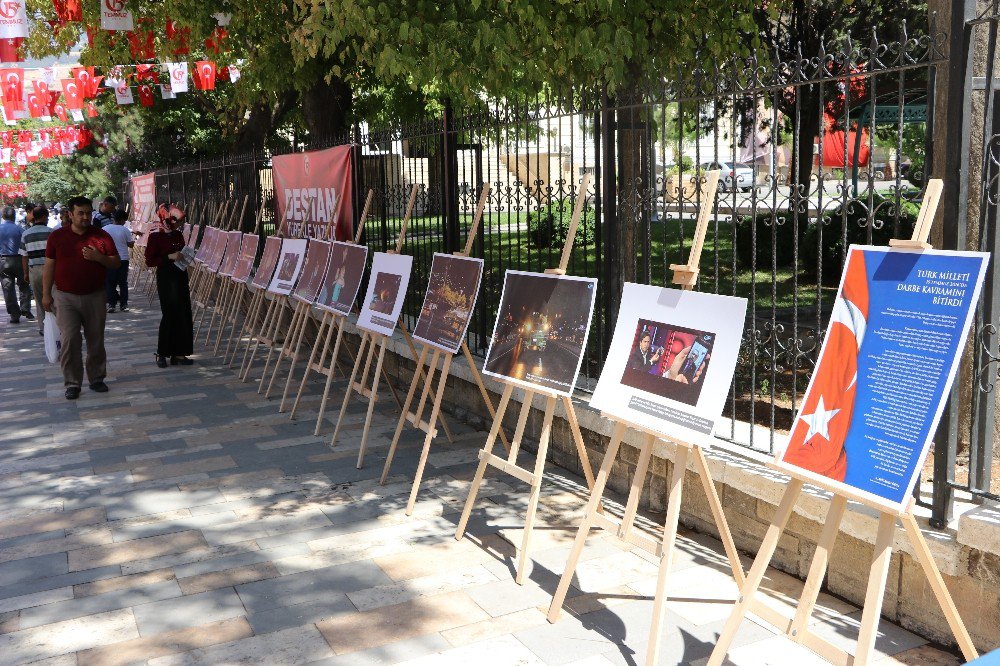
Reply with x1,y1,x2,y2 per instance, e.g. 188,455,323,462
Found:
123,20,998,526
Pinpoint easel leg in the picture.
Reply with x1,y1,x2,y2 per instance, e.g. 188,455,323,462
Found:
561,395,599,496
400,325,453,442
240,296,275,380
211,281,235,354
547,421,627,622
455,383,514,541
258,299,289,393
357,337,388,469
646,445,690,666
462,342,510,452
289,312,330,417
900,513,979,662
619,434,655,540
693,446,746,586
381,345,430,485
516,395,557,585
279,305,314,411
707,478,804,666
854,512,897,665
266,302,304,399
789,494,847,639
405,353,452,515
330,332,371,447
226,288,256,366
314,322,347,435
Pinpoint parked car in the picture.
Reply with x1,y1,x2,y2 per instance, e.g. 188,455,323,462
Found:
701,161,756,191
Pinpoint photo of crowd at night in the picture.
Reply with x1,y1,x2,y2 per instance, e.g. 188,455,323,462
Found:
620,319,715,407
413,254,484,353
368,271,403,315
483,271,597,394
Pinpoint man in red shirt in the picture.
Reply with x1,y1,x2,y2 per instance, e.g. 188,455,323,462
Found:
42,196,121,400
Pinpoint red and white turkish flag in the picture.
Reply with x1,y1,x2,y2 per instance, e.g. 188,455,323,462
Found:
86,100,98,117
0,37,20,63
32,79,48,97
53,0,82,22
53,102,67,122
781,249,870,482
137,83,154,107
193,61,216,90
1,68,22,110
25,91,42,117
61,78,83,109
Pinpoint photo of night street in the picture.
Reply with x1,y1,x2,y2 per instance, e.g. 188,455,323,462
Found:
483,271,597,393
413,254,483,353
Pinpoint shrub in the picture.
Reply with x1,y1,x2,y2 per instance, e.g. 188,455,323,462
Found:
527,197,597,250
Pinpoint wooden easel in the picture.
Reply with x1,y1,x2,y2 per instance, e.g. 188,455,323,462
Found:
378,183,513,515
708,178,978,666
202,197,249,345
235,219,288,376
278,190,373,413
454,173,603,585
211,206,266,356
545,172,756,666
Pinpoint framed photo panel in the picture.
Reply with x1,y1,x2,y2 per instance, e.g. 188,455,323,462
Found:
482,270,597,396
589,282,747,447
316,242,369,315
292,239,333,304
267,238,308,295
412,253,484,354
250,236,283,290
356,252,413,336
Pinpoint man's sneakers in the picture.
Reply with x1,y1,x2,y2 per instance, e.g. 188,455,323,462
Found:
22,312,33,321
8,317,18,324
107,305,116,314
65,387,80,400
119,305,129,312
89,382,109,393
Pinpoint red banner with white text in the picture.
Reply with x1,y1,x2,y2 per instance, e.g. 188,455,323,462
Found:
272,145,353,240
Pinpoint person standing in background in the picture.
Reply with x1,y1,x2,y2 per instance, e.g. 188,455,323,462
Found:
43,196,120,400
103,209,133,313
144,211,193,367
19,205,51,335
0,206,31,324
92,196,117,228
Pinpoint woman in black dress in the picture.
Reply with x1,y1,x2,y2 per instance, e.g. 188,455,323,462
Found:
144,207,193,367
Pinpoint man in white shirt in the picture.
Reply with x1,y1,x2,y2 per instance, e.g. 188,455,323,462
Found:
103,209,134,312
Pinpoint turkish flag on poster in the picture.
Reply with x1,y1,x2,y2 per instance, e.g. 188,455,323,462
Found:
53,102,67,122
193,61,216,90
137,84,153,107
61,79,83,109
53,0,82,21
166,62,187,93
100,0,133,31
1,68,22,110
780,250,869,482
272,145,355,240
86,100,98,117
0,38,20,62
0,0,28,39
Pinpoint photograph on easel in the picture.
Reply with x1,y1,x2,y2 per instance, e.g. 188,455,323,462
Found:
777,245,989,508
250,236,283,289
231,235,259,283
482,270,597,396
292,239,332,304
218,231,243,277
356,252,414,336
590,282,747,445
267,238,307,294
412,253,484,354
621,320,715,406
316,241,368,316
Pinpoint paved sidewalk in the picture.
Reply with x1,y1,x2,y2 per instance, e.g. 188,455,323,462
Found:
0,304,962,665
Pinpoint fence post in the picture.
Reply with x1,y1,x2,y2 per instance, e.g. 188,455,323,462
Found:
442,98,461,253
599,89,621,345
931,0,977,528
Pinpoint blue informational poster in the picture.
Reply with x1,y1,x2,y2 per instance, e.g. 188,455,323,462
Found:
777,245,989,509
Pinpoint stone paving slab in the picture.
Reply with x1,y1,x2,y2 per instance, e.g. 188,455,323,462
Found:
0,306,966,664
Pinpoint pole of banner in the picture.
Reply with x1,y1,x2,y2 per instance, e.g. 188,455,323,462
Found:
281,190,374,414
454,173,602,585
379,183,512,515
329,184,418,468
708,178,977,666
258,198,315,394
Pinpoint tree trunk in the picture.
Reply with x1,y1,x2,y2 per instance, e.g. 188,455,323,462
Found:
232,90,298,153
301,75,353,144
789,84,821,199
